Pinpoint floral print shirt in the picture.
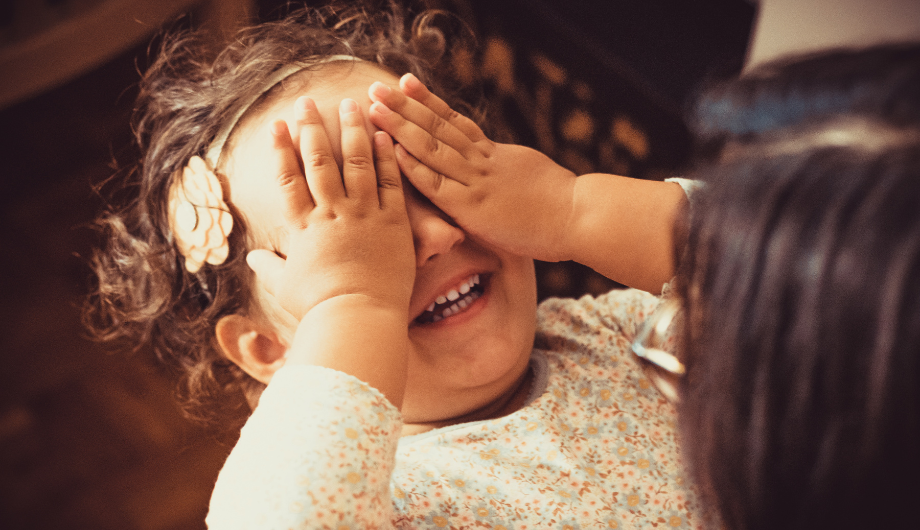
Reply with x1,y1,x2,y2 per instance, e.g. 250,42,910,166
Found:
206,288,714,529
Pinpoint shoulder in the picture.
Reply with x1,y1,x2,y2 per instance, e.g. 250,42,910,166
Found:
534,288,661,385
536,288,659,341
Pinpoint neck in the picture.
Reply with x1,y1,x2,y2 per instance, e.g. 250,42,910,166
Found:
400,365,534,437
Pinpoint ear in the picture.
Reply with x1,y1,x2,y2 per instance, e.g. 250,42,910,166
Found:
215,314,287,384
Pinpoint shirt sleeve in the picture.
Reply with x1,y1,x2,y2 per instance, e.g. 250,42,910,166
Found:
206,364,402,530
536,288,661,353
589,288,662,343
664,177,703,202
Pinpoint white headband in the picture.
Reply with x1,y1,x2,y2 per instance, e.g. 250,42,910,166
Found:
168,55,361,273
205,55,361,168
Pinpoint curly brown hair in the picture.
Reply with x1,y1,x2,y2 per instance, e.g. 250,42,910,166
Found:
84,0,478,429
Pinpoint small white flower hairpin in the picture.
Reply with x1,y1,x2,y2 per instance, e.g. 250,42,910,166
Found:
164,58,361,274
167,156,233,273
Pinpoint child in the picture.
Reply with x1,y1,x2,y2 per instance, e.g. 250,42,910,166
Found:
87,2,712,528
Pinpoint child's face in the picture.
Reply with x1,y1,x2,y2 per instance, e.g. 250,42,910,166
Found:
225,63,538,424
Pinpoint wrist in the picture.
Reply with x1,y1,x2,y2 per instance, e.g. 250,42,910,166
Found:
567,175,685,292
301,292,410,321
552,170,582,262
287,294,410,407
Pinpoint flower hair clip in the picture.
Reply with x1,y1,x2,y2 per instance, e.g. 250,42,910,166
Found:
165,57,360,274
167,156,233,273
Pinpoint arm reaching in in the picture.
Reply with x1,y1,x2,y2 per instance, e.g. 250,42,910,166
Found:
369,74,686,293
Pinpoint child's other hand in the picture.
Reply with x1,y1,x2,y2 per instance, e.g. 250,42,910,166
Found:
247,97,415,322
369,75,577,262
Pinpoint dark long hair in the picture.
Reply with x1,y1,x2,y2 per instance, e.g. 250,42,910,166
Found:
84,1,478,429
678,43,920,530
690,43,920,157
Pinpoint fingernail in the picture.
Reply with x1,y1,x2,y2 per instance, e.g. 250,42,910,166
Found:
371,101,391,115
295,96,314,117
374,131,391,148
270,120,287,136
403,73,422,90
339,98,358,115
370,82,391,98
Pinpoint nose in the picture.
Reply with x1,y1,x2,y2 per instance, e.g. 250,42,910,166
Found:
405,187,465,268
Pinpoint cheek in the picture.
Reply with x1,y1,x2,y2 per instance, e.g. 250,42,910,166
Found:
509,258,538,306
495,257,538,340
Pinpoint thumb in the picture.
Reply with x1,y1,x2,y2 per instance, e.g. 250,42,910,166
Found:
246,249,286,296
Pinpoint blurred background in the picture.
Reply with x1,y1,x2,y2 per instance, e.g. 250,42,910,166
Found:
0,0,755,528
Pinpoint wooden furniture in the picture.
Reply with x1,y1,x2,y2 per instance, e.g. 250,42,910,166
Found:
0,0,254,109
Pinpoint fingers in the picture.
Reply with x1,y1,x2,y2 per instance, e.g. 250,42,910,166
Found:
269,119,313,227
369,99,474,184
400,73,487,143
296,96,345,203
369,80,477,152
394,143,467,209
246,249,286,296
369,83,483,178
373,131,405,211
338,98,378,204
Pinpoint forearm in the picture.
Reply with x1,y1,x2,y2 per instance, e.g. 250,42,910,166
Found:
287,294,410,408
566,174,687,293
207,365,401,529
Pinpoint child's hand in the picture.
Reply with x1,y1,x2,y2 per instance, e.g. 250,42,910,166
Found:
247,97,415,322
247,97,415,405
369,75,687,293
368,75,577,262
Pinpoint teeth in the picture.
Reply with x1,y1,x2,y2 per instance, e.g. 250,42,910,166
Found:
420,274,485,323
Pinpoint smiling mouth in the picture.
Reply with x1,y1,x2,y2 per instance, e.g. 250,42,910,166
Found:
414,274,486,325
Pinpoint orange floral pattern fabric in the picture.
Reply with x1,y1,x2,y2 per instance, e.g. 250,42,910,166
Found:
207,289,715,529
